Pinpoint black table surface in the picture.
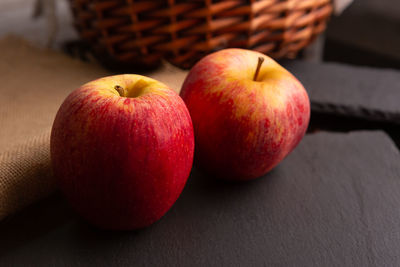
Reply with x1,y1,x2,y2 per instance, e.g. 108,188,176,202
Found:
1,131,400,266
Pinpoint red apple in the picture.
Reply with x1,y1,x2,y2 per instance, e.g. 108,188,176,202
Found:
180,49,310,180
51,74,194,230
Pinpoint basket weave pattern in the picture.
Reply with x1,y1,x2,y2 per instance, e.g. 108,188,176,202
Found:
70,0,332,69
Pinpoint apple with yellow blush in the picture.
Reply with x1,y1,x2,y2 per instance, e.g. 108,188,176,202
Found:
51,74,194,230
180,49,310,180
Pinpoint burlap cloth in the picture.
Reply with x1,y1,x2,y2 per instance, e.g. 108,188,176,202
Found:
0,36,187,220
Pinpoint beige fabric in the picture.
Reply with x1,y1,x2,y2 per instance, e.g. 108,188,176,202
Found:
0,35,187,220
0,131,53,218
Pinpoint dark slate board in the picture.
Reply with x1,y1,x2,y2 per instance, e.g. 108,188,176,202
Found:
1,131,400,266
326,0,400,63
282,60,400,125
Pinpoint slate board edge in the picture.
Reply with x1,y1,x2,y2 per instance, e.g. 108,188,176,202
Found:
311,101,400,126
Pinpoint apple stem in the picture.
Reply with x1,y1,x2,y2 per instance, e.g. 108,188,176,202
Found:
253,57,265,81
115,85,125,97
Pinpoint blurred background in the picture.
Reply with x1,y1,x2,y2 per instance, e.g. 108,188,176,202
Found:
1,0,399,70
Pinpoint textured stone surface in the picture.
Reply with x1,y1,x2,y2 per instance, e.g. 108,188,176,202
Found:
1,131,400,266
283,60,400,124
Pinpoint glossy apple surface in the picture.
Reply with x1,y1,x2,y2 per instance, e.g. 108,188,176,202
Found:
51,75,194,230
180,49,310,180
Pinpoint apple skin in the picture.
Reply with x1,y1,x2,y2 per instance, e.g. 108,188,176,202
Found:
51,74,194,230
180,49,310,180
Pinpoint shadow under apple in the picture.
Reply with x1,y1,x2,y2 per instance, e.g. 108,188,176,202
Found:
0,166,282,265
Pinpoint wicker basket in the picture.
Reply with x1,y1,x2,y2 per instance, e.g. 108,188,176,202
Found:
70,0,332,69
